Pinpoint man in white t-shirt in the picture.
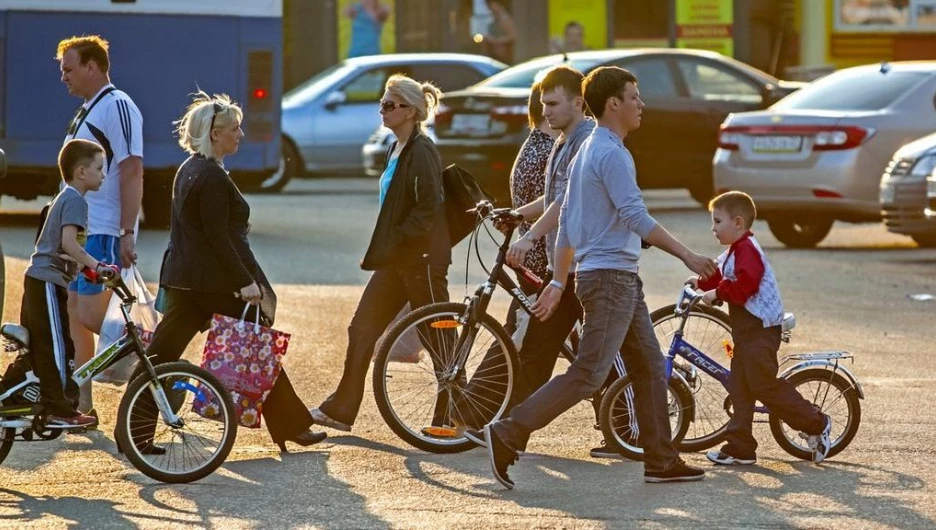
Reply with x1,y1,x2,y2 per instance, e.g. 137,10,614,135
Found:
57,35,144,415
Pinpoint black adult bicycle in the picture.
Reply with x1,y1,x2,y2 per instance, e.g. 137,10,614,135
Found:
0,271,237,483
371,201,694,455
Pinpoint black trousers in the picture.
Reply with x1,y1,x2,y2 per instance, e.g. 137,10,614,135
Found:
319,263,449,426
138,287,313,444
6,277,80,416
723,307,825,458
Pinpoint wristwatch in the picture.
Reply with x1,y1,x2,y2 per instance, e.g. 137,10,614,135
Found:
119,228,134,237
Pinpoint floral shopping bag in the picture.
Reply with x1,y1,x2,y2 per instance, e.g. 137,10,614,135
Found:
192,304,290,428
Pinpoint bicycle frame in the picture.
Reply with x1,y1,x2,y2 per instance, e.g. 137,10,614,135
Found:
0,275,182,429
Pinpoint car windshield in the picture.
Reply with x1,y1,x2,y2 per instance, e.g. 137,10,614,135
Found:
284,63,357,104
772,68,930,111
476,56,606,89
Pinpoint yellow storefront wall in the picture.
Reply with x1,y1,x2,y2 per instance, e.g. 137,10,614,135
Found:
548,0,607,50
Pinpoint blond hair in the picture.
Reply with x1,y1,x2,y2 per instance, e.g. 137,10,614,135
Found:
709,190,757,230
384,74,443,132
56,35,110,74
174,91,243,159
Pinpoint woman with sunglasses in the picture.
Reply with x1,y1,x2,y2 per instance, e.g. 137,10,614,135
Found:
310,74,450,432
133,92,326,454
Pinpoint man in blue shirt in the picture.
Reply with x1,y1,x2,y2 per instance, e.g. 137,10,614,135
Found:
483,66,718,489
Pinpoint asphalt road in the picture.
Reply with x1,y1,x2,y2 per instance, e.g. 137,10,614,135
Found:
1,178,935,529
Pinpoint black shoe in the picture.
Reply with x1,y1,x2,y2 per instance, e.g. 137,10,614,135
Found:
277,429,328,452
590,441,623,459
706,449,756,466
116,439,168,456
644,458,706,483
485,424,518,490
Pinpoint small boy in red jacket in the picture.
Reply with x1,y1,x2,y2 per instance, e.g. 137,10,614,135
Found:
691,191,832,465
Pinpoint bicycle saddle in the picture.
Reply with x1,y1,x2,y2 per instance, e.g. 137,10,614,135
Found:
781,312,796,333
1,323,29,348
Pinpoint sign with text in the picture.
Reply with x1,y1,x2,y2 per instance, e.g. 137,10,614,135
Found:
675,0,734,57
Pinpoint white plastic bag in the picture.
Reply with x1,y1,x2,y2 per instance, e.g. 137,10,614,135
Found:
377,303,423,363
93,266,160,385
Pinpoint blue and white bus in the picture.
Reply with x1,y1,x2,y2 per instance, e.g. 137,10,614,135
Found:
0,0,282,225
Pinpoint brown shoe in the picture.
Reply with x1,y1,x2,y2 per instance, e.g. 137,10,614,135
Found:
47,413,99,430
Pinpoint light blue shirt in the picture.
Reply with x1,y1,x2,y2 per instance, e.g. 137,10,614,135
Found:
379,155,399,206
348,3,383,58
556,125,658,273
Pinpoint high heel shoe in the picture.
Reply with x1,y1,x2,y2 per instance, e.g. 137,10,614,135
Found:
277,429,327,452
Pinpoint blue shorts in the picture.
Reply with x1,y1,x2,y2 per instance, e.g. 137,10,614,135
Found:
68,234,121,295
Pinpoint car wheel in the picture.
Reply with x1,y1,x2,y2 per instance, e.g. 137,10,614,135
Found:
911,233,936,248
258,138,300,193
766,218,833,248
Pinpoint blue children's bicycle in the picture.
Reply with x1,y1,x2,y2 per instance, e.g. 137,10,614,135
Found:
600,284,864,461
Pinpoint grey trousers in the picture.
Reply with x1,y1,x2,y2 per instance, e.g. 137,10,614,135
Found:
493,269,679,472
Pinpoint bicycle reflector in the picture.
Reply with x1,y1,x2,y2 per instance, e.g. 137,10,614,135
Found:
430,320,460,329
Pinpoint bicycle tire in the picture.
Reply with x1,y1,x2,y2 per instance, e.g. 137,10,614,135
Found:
769,369,861,461
115,362,238,483
373,301,520,454
598,374,693,460
651,303,733,452
0,415,13,466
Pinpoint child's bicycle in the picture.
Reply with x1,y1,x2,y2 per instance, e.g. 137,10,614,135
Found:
0,270,238,483
371,201,693,454
599,283,864,461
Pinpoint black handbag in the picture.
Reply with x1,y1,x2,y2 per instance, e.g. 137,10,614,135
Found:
441,164,494,246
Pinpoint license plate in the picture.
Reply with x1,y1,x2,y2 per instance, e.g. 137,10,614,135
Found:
451,114,490,135
880,184,896,204
752,135,803,153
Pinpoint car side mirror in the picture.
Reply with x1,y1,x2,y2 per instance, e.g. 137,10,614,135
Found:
324,91,347,111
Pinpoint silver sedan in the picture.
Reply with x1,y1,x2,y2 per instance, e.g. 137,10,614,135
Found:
270,54,505,193
714,62,936,247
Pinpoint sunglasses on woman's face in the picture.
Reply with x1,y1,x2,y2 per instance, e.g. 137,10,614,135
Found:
379,100,409,112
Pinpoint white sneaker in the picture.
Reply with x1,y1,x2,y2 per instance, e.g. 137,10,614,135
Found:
801,415,832,464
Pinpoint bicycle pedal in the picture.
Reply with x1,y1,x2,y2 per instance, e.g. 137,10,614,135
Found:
421,426,459,438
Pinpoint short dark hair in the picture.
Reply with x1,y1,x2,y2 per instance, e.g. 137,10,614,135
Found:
527,81,546,129
58,139,103,182
582,66,637,119
539,65,584,101
56,35,110,74
565,21,583,32
709,191,757,230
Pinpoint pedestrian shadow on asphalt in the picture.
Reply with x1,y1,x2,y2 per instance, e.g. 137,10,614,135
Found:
0,487,125,528
320,438,933,529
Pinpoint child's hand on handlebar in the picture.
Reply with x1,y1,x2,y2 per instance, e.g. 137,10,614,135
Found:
685,276,699,289
81,263,119,283
701,289,719,306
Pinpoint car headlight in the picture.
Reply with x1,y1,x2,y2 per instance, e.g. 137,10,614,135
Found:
908,154,936,181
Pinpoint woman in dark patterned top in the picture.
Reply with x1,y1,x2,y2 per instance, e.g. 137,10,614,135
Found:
509,81,558,285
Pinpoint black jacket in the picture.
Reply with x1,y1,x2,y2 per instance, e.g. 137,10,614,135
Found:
159,154,277,322
361,128,451,270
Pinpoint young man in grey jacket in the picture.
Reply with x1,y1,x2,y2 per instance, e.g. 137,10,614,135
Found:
483,66,718,489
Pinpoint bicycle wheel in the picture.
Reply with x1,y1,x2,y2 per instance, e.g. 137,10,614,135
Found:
0,415,13,466
651,303,733,452
115,361,238,483
373,301,520,454
598,374,693,460
769,369,861,461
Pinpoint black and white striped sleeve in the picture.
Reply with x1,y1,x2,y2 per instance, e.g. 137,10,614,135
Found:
104,96,144,164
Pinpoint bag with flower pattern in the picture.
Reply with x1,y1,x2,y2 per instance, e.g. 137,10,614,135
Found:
192,304,290,428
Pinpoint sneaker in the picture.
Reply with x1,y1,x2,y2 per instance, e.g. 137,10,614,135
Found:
72,408,99,433
644,458,706,483
309,408,352,432
590,441,624,459
706,449,756,466
485,423,518,490
47,413,99,430
465,428,526,456
803,414,833,464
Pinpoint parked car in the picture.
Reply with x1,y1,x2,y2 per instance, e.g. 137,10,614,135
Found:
926,171,936,221
363,123,437,178
429,48,802,207
880,132,936,247
277,53,506,192
714,62,936,248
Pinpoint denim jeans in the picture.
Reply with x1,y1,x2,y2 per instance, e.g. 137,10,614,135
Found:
493,269,679,472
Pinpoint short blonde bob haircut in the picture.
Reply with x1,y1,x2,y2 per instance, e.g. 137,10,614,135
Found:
384,74,443,132
174,91,243,159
